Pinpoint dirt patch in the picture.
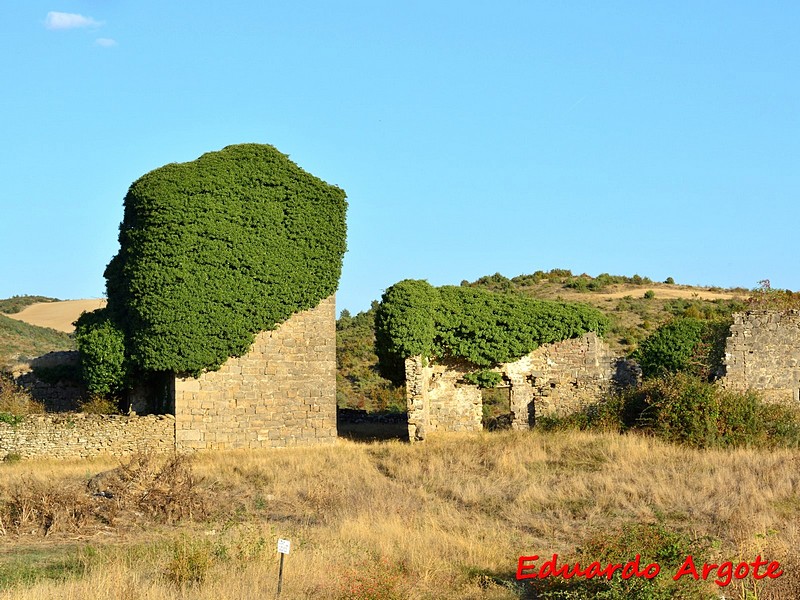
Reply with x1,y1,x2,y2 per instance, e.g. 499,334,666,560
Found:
572,285,742,301
4,300,107,333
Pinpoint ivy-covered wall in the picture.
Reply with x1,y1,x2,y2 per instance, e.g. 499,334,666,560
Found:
77,144,347,397
375,279,609,384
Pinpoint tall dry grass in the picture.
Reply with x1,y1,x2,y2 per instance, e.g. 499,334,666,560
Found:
0,430,798,599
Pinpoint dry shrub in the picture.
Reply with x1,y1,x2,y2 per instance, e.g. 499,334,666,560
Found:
0,452,206,537
88,452,207,525
0,372,44,416
0,477,93,536
78,394,121,415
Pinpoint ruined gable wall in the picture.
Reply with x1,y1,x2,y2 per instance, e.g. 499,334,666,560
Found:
173,295,337,450
722,310,800,403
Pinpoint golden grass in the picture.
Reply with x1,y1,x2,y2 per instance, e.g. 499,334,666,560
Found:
1,430,798,599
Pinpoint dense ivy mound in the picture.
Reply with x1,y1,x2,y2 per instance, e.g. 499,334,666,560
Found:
77,144,347,392
375,280,609,384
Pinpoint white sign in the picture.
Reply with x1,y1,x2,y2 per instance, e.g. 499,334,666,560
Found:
277,538,291,554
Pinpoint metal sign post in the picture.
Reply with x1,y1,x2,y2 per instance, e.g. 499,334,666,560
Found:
276,538,291,599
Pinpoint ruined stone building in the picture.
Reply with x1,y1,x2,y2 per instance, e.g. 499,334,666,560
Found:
404,332,639,441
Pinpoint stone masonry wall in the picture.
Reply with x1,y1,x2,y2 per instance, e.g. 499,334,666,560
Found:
406,332,637,440
406,356,482,441
722,310,800,404
505,332,638,423
0,414,174,460
173,295,337,450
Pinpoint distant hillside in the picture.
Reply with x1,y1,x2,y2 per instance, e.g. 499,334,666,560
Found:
0,295,60,314
0,313,74,367
461,270,748,352
3,299,106,333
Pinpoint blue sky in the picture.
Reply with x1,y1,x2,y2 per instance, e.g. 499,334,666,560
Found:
1,2,798,314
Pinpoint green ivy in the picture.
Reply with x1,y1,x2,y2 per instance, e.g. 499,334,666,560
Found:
462,369,503,388
634,317,730,379
80,144,347,384
375,281,609,384
74,308,127,395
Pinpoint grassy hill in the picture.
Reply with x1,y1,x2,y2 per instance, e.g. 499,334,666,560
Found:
0,314,74,367
0,295,60,314
460,270,748,352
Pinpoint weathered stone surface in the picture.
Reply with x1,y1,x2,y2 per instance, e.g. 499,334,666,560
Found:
172,295,337,450
1,296,337,459
0,414,174,460
722,310,800,404
406,332,639,440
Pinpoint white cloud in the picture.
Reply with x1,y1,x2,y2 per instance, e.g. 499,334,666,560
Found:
45,12,102,30
95,38,117,47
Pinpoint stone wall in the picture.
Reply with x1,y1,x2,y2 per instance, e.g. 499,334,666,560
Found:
173,295,337,450
0,414,174,460
406,332,637,440
405,356,483,440
14,351,85,412
722,310,800,404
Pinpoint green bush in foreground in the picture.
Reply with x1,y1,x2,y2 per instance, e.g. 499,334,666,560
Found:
529,521,714,600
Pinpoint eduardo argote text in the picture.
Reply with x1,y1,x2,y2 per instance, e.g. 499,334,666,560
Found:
517,553,783,587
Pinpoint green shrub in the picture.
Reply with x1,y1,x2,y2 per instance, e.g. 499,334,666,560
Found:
564,374,800,449
529,521,714,599
374,280,439,385
74,309,127,396
634,318,729,379
375,282,609,384
462,369,503,388
643,290,655,300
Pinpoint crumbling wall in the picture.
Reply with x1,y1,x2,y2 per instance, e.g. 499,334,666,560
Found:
173,295,337,450
405,356,482,440
722,310,800,403
406,332,635,440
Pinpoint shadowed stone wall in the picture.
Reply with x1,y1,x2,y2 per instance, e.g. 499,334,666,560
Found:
173,295,337,450
722,310,800,404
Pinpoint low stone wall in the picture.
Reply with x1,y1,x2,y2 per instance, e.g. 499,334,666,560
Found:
723,310,800,403
0,413,175,460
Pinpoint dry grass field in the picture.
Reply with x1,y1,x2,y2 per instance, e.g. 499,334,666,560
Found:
0,430,798,599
